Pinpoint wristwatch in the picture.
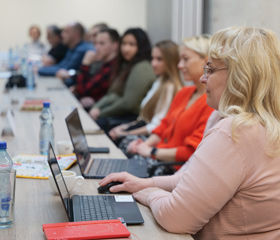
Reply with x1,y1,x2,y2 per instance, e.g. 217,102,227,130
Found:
150,147,158,160
68,69,76,77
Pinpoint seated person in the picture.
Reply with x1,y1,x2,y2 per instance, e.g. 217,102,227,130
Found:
41,25,68,66
80,23,110,75
38,22,94,80
25,25,46,56
89,28,156,132
109,40,183,144
99,26,280,239
89,23,109,46
73,28,119,109
125,35,214,176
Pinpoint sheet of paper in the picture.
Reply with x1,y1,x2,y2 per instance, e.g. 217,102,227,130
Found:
12,154,76,179
114,195,134,202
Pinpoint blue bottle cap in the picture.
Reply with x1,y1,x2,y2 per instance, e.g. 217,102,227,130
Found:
0,142,7,149
43,102,50,108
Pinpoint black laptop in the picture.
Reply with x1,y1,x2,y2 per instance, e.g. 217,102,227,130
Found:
47,143,144,224
65,108,148,179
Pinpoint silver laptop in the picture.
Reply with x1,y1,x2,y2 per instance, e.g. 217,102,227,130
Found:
47,143,144,224
65,108,148,179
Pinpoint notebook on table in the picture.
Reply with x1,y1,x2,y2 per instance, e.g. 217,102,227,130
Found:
65,108,148,179
47,143,144,225
42,219,131,240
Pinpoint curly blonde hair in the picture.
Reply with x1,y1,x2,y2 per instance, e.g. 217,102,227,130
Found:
210,26,280,156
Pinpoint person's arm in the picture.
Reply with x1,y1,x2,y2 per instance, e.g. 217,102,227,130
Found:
82,50,98,66
99,172,155,193
126,134,160,155
125,125,149,136
38,65,60,76
93,92,119,110
97,61,155,117
99,171,183,194
59,43,94,71
109,121,138,140
135,143,177,162
145,133,161,146
41,55,56,66
134,127,246,234
76,65,91,96
175,107,214,162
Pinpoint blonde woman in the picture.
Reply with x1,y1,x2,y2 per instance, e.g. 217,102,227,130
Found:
100,26,280,239
109,40,182,143
125,35,214,175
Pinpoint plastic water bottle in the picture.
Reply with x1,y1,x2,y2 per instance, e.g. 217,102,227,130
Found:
20,58,28,79
8,48,13,71
0,142,13,222
26,61,34,90
39,102,54,155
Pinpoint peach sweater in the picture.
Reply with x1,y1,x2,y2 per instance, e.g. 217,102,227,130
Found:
149,116,280,239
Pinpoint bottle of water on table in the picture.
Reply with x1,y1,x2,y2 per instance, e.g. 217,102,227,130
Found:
0,142,13,226
39,102,54,155
26,61,34,90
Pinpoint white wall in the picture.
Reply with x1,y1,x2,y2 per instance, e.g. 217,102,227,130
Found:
146,0,172,45
0,0,147,51
204,0,280,37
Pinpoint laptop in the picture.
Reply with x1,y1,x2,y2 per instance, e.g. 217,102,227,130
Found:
47,143,144,225
65,108,148,179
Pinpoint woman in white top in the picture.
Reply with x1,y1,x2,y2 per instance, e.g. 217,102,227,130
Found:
25,25,46,56
109,40,182,142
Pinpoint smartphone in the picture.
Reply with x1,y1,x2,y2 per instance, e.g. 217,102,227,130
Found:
88,147,110,153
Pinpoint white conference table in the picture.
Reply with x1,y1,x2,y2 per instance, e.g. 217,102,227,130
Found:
0,77,193,240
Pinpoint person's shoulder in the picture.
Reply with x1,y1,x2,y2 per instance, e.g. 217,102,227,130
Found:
57,43,68,50
130,60,155,76
151,78,161,88
205,115,261,139
132,60,152,70
201,117,233,145
176,86,196,96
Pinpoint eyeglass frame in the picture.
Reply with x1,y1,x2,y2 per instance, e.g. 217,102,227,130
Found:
203,65,228,79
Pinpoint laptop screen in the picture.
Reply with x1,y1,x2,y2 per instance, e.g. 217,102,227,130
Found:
47,143,71,221
65,108,91,173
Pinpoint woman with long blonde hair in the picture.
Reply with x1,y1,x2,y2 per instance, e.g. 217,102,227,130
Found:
100,26,280,239
109,40,182,141
122,35,214,176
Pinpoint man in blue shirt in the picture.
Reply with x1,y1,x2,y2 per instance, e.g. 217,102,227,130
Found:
38,22,94,80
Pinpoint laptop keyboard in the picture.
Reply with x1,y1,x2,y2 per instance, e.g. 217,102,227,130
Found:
79,195,115,221
97,160,127,176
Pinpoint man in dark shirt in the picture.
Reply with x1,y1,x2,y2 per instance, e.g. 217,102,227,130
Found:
38,22,94,79
73,28,119,109
42,25,68,66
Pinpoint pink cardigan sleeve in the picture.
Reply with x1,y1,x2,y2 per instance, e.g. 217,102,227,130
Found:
152,174,183,192
146,126,246,234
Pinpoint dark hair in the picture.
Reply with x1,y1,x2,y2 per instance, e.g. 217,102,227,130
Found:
48,25,62,37
111,28,151,86
73,22,85,38
99,28,120,43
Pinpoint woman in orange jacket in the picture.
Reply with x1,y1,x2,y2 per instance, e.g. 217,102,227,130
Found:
126,35,214,175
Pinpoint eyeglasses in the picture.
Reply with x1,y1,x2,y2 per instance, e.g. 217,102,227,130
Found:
203,65,227,79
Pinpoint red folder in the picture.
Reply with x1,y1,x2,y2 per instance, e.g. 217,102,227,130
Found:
42,219,130,240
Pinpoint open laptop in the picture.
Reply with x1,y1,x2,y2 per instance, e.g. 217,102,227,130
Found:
65,108,148,179
47,143,144,225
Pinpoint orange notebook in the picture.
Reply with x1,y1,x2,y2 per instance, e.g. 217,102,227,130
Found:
42,219,130,240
